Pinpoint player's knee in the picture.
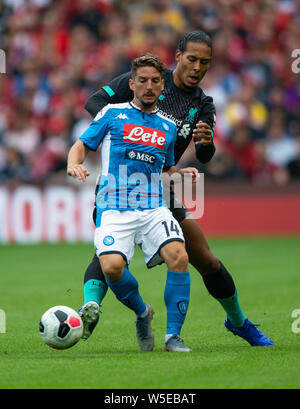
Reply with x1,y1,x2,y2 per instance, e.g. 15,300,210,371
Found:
164,244,189,272
99,255,125,280
176,250,189,272
190,248,220,275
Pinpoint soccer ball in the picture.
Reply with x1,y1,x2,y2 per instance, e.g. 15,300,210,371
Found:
39,306,83,349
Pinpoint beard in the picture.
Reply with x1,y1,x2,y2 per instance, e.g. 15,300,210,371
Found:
141,100,155,107
139,95,157,108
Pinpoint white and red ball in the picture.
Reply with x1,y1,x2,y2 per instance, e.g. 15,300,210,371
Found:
39,306,83,349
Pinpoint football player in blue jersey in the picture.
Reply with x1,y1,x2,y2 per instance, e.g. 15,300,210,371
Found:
68,54,199,352
75,31,274,348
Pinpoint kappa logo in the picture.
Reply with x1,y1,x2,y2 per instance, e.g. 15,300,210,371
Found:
123,124,165,149
125,149,157,164
115,113,129,120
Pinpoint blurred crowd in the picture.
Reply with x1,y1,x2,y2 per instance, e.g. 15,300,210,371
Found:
0,0,300,189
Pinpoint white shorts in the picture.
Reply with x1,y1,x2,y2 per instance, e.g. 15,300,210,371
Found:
94,207,184,268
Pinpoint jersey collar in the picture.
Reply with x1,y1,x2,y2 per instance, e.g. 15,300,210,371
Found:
130,101,159,114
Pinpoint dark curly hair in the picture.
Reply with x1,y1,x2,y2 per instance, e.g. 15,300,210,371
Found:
177,31,212,55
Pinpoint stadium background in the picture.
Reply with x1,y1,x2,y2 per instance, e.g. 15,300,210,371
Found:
0,0,300,241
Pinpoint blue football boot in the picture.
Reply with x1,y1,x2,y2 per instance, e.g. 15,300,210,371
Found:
225,318,274,346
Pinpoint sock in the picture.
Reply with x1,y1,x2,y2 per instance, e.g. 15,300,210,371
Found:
164,270,190,336
202,261,246,328
84,279,108,305
217,289,246,328
84,254,107,285
202,261,235,298
165,333,176,343
106,267,146,317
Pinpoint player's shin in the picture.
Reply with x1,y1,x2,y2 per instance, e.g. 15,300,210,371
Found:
202,261,246,328
217,289,246,328
84,279,108,306
105,267,147,317
164,270,191,337
83,254,108,305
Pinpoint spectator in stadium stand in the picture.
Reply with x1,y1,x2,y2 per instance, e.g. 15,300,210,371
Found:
265,112,298,168
69,0,104,40
250,140,290,186
78,30,274,348
287,134,300,179
0,0,13,48
0,145,32,188
224,124,256,179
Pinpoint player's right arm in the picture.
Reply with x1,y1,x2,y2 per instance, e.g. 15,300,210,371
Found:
85,72,133,118
67,140,90,181
67,106,112,181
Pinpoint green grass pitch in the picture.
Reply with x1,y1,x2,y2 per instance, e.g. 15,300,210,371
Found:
0,236,300,389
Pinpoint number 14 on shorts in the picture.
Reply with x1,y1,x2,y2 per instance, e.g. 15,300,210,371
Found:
161,220,180,237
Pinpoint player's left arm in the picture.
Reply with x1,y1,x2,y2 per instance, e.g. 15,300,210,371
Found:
164,166,199,183
163,125,199,182
193,95,216,164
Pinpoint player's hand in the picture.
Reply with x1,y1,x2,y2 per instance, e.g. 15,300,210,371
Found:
193,121,213,146
178,167,199,183
67,164,90,181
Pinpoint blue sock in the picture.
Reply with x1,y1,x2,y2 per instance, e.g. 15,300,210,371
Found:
164,270,191,336
84,279,108,305
106,268,146,316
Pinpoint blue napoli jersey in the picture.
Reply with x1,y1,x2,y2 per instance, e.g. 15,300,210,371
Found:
79,102,177,222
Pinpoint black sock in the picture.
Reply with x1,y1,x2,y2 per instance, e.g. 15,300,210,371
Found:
202,262,246,327
83,254,107,285
202,261,235,299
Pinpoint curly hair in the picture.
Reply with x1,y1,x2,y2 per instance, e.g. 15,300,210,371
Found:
177,30,212,55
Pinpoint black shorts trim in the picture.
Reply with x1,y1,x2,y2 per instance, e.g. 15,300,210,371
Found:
146,238,184,269
98,251,128,264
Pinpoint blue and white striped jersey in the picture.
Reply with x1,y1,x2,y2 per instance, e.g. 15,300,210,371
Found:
79,102,177,224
